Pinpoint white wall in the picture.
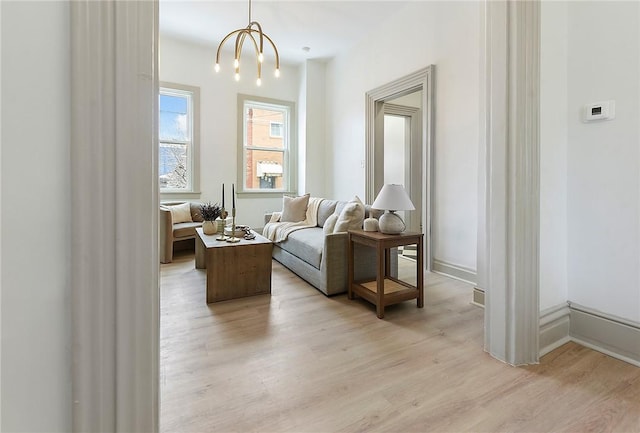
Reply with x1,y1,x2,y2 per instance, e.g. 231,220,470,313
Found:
159,36,301,229
565,1,640,322
298,59,328,197
326,1,479,271
540,1,569,311
1,1,72,431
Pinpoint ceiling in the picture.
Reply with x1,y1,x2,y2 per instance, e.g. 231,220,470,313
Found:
159,1,411,64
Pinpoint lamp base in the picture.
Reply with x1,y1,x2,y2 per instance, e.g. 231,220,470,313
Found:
378,211,406,234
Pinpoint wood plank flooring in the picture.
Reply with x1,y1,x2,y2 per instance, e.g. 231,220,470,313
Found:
161,252,640,432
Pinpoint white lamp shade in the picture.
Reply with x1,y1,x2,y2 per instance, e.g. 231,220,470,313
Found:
371,184,415,211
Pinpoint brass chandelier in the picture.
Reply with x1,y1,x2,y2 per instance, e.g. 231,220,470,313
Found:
214,0,280,86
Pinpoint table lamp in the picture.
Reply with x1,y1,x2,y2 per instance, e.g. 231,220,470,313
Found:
371,184,415,234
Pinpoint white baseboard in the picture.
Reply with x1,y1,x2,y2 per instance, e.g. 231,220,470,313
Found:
538,302,640,367
569,303,640,367
432,259,477,285
539,303,571,357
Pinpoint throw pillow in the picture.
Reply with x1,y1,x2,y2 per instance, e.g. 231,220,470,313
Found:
168,202,193,224
281,193,310,222
333,196,365,233
323,213,338,235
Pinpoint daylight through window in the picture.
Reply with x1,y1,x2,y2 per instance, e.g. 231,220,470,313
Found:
239,96,296,193
159,85,199,192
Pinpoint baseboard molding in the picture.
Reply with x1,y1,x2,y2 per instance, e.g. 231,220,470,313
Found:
432,259,477,285
539,303,571,357
537,302,640,366
569,303,640,367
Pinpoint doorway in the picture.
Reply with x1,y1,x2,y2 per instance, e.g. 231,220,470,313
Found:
382,92,423,233
365,66,435,270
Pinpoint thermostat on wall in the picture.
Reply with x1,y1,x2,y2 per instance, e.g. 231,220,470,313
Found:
583,100,615,122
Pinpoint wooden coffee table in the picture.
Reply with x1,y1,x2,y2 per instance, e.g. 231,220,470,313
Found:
195,228,273,303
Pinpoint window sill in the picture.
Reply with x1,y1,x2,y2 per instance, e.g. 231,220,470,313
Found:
237,191,297,199
160,191,202,201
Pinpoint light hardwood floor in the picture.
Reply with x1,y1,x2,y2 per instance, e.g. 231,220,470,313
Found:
161,252,640,432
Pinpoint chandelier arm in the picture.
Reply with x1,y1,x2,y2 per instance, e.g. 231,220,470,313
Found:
235,31,249,68
215,29,243,64
249,21,265,57
252,30,280,70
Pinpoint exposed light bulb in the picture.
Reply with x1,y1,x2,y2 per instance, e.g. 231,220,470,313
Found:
275,68,280,78
258,53,264,63
235,73,240,82
256,78,262,86
233,58,239,68
214,63,220,73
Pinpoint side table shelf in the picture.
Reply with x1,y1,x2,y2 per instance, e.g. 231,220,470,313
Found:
348,230,424,319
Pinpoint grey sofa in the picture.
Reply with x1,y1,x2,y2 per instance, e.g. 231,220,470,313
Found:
264,199,397,296
160,201,204,263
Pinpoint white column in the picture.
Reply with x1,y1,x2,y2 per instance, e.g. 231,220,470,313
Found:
482,0,540,365
71,1,159,431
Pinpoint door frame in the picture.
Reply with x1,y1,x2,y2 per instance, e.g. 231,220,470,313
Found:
383,104,422,233
365,65,435,271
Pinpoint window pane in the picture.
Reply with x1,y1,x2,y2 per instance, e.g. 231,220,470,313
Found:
244,149,284,190
245,107,284,149
159,142,188,189
160,94,190,141
270,122,283,138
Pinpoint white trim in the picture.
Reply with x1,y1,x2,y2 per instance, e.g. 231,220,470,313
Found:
71,1,159,431
539,303,570,357
0,1,3,425
365,66,435,272
237,94,297,194
432,260,477,285
482,0,541,365
159,82,201,195
569,304,640,366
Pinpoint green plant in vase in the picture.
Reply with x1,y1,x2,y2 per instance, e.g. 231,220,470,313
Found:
200,202,221,235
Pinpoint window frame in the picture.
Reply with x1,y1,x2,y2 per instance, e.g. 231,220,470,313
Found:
269,121,284,138
237,94,297,195
159,82,201,198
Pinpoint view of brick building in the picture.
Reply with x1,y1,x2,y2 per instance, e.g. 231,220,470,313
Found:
244,107,285,190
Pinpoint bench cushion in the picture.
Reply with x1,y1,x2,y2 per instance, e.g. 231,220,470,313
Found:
173,222,202,238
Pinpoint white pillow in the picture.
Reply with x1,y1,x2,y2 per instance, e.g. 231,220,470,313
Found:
323,213,338,235
168,202,193,224
333,196,365,233
281,193,310,222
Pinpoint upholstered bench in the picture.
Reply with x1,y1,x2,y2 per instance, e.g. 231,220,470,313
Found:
160,201,204,263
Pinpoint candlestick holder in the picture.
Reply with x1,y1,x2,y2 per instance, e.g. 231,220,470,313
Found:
216,207,228,241
226,208,241,243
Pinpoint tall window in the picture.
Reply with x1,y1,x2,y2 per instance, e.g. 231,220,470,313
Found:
239,95,296,193
159,83,200,193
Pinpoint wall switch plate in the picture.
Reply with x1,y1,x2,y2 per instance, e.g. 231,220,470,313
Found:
582,100,615,122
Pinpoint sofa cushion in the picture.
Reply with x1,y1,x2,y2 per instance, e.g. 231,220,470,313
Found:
282,193,310,222
168,202,193,224
334,196,365,233
323,214,338,235
279,227,324,269
173,222,202,238
317,200,338,227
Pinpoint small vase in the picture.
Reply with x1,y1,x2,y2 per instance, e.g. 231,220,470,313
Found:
202,220,217,235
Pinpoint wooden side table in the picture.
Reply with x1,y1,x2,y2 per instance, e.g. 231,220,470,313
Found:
348,230,424,319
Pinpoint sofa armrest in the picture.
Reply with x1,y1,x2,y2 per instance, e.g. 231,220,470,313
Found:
159,206,174,263
264,213,273,226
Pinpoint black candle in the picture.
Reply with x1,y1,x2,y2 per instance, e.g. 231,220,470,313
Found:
222,183,225,208
232,183,235,209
